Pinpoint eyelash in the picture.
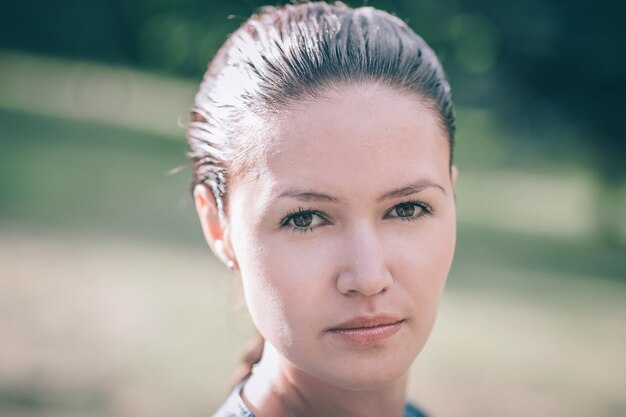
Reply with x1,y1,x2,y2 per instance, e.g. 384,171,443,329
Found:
386,200,434,222
279,200,433,234
279,206,330,235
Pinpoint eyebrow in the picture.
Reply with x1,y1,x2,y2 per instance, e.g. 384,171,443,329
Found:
278,189,340,203
278,180,446,204
377,180,447,201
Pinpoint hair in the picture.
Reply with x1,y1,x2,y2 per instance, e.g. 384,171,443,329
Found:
186,1,455,382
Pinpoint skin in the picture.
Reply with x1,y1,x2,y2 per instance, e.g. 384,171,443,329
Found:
195,84,458,417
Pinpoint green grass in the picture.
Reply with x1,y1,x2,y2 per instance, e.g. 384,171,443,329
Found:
0,109,199,244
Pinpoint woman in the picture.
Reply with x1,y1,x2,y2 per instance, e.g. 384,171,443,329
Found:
186,2,457,416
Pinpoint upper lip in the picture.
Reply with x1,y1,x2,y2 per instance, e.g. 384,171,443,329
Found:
327,314,404,331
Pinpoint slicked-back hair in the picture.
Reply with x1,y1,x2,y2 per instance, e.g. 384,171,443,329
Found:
187,1,454,220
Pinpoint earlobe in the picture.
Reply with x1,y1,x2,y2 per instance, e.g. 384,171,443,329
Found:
194,185,238,269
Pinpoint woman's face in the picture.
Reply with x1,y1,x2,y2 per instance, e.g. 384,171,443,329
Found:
225,84,456,390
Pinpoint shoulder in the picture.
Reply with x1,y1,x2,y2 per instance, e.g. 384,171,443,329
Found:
211,383,255,417
405,401,429,417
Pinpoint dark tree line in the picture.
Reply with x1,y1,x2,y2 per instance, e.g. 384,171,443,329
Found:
1,0,624,184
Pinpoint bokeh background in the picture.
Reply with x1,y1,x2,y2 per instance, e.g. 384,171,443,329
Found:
1,1,625,416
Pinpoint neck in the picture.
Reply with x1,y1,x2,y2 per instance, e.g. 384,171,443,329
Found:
242,342,409,417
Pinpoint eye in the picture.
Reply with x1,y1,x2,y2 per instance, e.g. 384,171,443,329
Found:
292,212,314,228
385,201,432,220
280,208,329,233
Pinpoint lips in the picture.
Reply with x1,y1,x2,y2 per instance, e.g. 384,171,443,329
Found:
327,314,405,346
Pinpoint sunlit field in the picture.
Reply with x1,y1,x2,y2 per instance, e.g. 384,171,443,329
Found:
1,54,625,417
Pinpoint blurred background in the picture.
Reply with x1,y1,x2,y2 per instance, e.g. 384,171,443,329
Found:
0,0,624,416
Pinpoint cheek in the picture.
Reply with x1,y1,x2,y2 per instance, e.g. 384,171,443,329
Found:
240,265,293,349
393,215,456,306
229,217,283,341
236,232,334,349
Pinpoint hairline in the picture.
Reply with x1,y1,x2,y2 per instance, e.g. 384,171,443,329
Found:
221,79,452,217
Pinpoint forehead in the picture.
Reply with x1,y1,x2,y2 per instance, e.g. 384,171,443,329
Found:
236,85,450,200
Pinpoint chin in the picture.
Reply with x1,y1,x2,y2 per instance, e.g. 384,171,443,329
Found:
330,365,411,392
313,350,416,392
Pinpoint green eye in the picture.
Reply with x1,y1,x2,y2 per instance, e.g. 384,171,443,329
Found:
280,208,329,233
292,213,313,227
385,201,432,220
395,203,416,217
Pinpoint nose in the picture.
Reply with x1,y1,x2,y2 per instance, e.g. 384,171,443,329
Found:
336,222,393,297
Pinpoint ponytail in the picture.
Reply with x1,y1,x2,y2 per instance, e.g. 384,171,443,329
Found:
230,333,264,388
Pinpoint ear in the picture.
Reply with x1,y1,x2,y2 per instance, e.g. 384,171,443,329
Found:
193,185,237,269
450,165,459,189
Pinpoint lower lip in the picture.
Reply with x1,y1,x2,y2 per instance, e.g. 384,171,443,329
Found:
328,320,404,346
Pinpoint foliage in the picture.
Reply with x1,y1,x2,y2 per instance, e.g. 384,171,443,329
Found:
1,0,624,179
